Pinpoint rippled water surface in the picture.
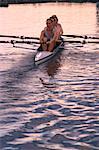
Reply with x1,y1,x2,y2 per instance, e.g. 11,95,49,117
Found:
0,3,99,150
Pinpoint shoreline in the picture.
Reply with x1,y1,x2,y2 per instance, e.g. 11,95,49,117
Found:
0,0,98,7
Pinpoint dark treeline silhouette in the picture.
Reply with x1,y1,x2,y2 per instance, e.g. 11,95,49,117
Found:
0,0,99,7
2,0,99,4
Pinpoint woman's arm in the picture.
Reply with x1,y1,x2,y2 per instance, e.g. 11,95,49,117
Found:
40,30,45,43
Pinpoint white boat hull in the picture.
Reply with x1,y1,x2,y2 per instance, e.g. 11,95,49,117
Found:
34,41,63,65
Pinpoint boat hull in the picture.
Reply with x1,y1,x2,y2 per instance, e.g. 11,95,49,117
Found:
34,41,63,65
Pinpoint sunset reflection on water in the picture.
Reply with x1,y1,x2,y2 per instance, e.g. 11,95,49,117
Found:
0,3,99,150
0,3,98,36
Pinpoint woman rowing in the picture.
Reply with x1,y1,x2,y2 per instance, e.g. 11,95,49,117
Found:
50,15,63,41
39,18,55,52
40,16,63,52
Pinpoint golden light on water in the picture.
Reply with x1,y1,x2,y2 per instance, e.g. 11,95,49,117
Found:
0,3,97,36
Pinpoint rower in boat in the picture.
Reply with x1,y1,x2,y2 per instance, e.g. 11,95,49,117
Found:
39,18,55,52
39,16,63,52
34,16,64,65
50,15,63,40
49,15,63,49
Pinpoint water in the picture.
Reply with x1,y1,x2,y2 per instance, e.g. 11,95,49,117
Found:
0,3,99,150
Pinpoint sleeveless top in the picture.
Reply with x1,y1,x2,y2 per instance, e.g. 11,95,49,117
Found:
44,27,54,41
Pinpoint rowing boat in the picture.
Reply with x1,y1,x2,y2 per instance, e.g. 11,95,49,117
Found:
34,39,64,65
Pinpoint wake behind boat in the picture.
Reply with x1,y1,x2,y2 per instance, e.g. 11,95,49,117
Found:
34,39,64,65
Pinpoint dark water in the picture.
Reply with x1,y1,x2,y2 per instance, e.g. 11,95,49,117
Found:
0,3,99,150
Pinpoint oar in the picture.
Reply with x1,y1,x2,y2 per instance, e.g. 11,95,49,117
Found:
1,34,99,40
62,34,99,40
62,34,84,38
0,40,40,44
63,40,99,44
0,34,39,40
13,45,36,51
0,39,99,44
0,40,39,51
